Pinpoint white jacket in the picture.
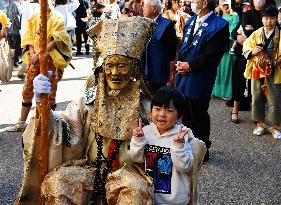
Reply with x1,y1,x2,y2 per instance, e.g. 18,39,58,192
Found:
55,0,80,31
129,122,194,205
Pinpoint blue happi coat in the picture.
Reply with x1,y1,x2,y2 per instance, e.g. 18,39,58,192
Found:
175,12,228,102
145,15,176,84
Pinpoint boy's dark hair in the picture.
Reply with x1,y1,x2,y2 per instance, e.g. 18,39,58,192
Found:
55,0,67,5
262,6,278,17
151,86,185,118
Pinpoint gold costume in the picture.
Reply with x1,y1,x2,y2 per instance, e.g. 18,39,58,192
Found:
15,16,155,205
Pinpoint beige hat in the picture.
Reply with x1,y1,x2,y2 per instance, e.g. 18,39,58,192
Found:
87,16,155,60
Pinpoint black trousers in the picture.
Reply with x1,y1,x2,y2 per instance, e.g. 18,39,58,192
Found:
7,34,22,65
75,28,89,52
231,46,251,105
182,97,211,149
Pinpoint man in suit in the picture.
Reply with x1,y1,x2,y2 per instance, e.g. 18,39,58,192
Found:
143,0,177,94
175,0,229,161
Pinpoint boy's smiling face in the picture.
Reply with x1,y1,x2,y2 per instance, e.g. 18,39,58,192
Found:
151,100,179,135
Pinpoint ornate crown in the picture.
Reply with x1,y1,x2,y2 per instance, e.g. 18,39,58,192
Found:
87,16,155,60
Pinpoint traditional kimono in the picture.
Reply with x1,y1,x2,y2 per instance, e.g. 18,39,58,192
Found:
243,27,281,124
213,12,239,99
21,11,71,69
243,27,281,83
20,11,71,106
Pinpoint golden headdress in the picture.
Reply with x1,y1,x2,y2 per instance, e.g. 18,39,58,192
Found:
87,16,155,60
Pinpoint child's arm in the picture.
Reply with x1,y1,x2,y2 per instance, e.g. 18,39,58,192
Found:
243,31,262,60
29,38,57,64
128,119,147,163
47,38,57,53
171,127,194,173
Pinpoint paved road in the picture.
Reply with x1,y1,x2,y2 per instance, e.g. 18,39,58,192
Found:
0,55,280,205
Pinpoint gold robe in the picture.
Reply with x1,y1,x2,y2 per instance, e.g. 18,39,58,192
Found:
14,74,153,205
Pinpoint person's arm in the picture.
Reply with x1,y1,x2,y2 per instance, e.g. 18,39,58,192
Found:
171,128,194,173
188,23,230,72
0,27,6,39
129,135,147,163
29,39,57,64
242,31,260,60
47,39,57,52
229,14,239,40
128,119,147,163
231,23,244,43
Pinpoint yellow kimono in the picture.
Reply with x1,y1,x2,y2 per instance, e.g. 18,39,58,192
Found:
243,27,281,84
21,11,71,69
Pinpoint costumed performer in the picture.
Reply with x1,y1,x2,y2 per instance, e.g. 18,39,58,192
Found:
14,16,155,205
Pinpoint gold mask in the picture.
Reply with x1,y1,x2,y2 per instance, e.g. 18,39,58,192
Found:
103,55,134,90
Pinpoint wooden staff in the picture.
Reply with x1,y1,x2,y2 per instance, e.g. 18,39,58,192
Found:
37,0,49,204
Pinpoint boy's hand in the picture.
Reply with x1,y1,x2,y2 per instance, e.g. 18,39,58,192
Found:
252,45,263,56
174,125,188,144
132,118,144,138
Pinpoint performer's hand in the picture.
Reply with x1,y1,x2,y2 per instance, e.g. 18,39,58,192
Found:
174,125,188,144
132,118,144,138
176,61,190,74
33,73,51,102
252,45,263,56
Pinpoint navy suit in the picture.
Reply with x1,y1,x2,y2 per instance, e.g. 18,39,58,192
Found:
145,15,177,93
175,12,229,154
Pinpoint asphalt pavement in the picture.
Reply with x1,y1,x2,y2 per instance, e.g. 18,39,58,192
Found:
0,54,280,205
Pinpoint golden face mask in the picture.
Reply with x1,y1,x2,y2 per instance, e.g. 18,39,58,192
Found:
103,55,134,90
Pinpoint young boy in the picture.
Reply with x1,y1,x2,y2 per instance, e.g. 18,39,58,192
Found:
243,6,281,139
129,86,194,205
